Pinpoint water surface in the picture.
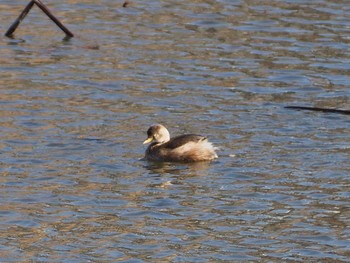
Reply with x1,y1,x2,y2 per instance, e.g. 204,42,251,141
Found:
0,0,349,262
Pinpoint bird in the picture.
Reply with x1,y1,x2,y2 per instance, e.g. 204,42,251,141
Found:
143,124,218,162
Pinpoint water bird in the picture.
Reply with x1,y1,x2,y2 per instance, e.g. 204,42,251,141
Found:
143,124,218,162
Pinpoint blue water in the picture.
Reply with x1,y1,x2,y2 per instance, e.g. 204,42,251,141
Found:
0,0,349,262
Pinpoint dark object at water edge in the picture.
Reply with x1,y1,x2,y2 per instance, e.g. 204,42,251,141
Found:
285,106,350,115
5,0,74,38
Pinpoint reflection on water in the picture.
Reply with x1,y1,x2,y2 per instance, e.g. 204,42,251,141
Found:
143,160,214,176
1,0,349,262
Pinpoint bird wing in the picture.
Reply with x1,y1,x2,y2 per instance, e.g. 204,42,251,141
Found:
163,134,206,149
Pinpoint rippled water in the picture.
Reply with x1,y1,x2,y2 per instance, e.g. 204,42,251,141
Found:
1,0,349,262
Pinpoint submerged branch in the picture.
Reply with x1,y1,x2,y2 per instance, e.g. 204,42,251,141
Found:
5,0,74,38
285,106,350,115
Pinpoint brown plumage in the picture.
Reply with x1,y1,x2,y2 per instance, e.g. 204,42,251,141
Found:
143,124,218,162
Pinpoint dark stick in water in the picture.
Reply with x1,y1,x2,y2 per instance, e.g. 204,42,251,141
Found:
5,0,74,38
285,106,350,115
5,0,35,37
34,0,74,37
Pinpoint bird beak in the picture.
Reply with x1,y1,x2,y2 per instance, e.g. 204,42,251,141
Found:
143,137,153,144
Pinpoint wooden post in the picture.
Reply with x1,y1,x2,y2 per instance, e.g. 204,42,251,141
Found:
5,0,74,38
5,0,35,37
34,0,74,37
